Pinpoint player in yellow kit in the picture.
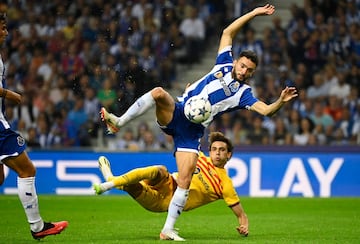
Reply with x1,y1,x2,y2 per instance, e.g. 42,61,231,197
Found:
93,132,249,236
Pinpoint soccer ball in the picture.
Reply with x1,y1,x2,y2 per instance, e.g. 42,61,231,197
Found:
184,96,211,124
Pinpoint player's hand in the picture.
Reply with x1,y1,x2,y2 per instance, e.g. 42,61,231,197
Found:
236,225,249,237
280,86,298,102
253,4,275,16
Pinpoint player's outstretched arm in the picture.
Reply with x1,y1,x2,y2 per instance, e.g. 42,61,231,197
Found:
1,87,22,104
250,86,298,117
218,4,275,52
231,202,249,237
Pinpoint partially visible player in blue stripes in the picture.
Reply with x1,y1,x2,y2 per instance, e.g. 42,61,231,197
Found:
101,4,297,241
0,2,68,240
94,132,249,237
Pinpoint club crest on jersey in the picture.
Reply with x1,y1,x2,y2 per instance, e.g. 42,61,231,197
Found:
17,136,25,146
229,81,240,92
193,167,200,175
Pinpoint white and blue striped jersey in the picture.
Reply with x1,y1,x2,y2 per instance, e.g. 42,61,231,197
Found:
0,55,26,162
0,55,10,131
178,46,258,127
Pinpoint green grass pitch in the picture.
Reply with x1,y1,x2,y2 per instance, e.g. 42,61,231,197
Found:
0,195,359,243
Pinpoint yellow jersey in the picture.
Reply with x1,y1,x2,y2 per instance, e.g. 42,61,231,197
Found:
173,152,240,211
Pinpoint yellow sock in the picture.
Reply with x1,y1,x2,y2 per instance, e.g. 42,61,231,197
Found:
111,166,159,187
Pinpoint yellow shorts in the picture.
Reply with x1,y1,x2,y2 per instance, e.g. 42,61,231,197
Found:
134,171,177,212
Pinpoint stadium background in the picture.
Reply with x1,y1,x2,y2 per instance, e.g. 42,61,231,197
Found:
1,0,359,196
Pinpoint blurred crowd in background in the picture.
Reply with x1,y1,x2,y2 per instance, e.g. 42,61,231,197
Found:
2,0,359,151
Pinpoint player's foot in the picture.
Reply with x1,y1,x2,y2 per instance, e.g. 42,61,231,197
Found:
100,107,120,134
160,229,185,241
98,156,113,181
93,183,107,195
31,221,68,240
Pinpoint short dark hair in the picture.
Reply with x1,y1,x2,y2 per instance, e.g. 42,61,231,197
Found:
0,0,7,21
0,12,6,22
239,50,258,66
208,132,234,154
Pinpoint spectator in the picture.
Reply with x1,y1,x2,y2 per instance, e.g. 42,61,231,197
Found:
108,128,140,151
324,95,344,122
179,6,205,63
138,130,162,151
61,42,84,81
310,101,335,129
232,120,248,146
338,106,360,144
272,117,292,145
307,72,329,100
97,78,117,112
286,109,302,135
55,88,74,113
5,105,19,131
26,127,41,148
293,117,315,145
246,116,270,145
234,27,263,66
328,71,351,99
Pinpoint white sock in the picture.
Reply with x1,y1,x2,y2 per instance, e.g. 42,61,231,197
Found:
162,187,189,231
117,91,155,127
17,177,44,232
101,181,114,191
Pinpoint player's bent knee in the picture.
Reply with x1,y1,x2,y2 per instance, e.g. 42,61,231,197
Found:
157,165,168,176
151,87,168,100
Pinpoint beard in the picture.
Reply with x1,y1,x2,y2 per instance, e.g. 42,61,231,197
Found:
232,69,246,83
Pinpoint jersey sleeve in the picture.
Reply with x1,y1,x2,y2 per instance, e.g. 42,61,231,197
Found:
239,87,258,109
221,173,240,206
215,46,233,65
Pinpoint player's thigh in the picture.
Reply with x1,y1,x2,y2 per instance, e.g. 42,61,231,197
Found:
0,164,4,185
134,183,171,212
151,87,175,125
3,151,36,177
175,151,198,188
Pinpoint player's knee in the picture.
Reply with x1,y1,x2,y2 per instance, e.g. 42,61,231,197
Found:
176,176,192,189
157,165,168,178
18,164,36,178
151,87,167,100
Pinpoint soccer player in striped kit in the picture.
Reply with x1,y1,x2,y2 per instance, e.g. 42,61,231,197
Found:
0,4,68,240
94,132,249,237
101,4,297,240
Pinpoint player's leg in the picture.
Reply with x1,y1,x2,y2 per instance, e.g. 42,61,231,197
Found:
94,156,167,194
126,168,175,212
94,165,161,194
100,87,175,133
160,151,198,241
0,163,4,185
3,151,68,239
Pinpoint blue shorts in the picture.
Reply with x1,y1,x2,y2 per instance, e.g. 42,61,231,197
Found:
0,129,26,162
159,102,205,153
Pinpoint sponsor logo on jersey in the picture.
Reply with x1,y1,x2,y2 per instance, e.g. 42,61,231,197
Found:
215,70,231,96
214,71,223,79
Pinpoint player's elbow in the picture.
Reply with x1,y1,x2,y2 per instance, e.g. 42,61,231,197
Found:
222,28,235,39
